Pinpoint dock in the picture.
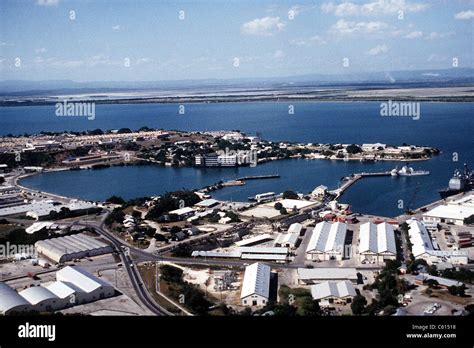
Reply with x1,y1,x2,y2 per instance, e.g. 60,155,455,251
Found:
330,171,393,198
236,174,280,181
222,180,245,187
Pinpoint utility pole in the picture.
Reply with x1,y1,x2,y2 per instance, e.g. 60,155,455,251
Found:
155,261,158,293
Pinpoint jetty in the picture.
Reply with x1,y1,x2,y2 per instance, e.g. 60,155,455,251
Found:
330,171,393,198
236,174,280,181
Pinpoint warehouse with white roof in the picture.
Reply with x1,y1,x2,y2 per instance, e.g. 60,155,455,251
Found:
274,232,299,249
235,234,273,247
45,281,85,305
298,267,358,284
35,233,113,263
240,262,271,307
359,222,397,264
407,219,434,259
56,266,115,302
422,195,474,226
18,286,64,312
310,281,357,306
306,222,347,261
287,223,304,235
0,266,114,315
168,207,195,220
0,282,31,315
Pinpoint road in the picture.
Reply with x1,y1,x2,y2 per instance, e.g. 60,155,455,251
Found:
71,220,173,316
11,171,75,203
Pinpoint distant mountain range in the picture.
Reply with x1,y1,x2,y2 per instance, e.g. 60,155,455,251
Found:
1,68,473,96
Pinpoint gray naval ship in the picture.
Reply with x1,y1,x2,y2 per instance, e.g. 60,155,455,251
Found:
439,163,474,198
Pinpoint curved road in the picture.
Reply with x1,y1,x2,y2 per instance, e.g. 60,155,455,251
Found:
73,222,173,316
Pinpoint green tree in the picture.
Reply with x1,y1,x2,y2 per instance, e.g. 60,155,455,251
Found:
282,190,298,199
105,208,125,226
297,297,321,316
351,295,367,315
425,279,439,289
106,195,125,205
448,285,466,297
464,304,474,315
160,265,183,283
225,211,241,222
346,144,362,154
170,226,182,234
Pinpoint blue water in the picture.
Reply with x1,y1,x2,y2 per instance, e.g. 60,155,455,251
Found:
2,102,473,217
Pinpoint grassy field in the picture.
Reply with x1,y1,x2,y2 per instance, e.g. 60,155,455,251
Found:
137,263,184,315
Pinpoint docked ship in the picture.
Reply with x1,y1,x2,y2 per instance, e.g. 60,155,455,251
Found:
439,163,474,198
391,165,430,176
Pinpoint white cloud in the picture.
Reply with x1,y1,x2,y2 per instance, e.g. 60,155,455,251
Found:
36,0,60,6
454,10,474,20
112,25,121,31
290,35,327,46
330,19,388,35
35,47,47,54
241,16,286,36
288,6,301,18
366,44,389,55
404,30,423,39
322,0,429,17
424,31,455,40
288,5,308,19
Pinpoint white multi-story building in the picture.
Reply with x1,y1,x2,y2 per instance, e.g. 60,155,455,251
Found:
217,155,237,167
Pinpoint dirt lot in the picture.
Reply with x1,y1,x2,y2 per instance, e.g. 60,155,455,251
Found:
183,267,243,306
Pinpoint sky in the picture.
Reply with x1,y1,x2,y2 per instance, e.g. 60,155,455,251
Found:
0,0,473,81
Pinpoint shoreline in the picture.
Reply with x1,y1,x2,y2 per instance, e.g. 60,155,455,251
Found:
2,96,474,108
16,156,437,217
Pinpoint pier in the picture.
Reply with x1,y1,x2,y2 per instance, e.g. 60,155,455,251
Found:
236,174,280,181
330,171,393,198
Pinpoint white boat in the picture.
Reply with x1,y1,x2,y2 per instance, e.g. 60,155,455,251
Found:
395,165,430,176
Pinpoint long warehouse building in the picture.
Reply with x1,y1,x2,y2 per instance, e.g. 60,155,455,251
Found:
306,222,347,261
358,222,397,264
0,266,115,315
407,219,434,259
0,283,31,315
35,233,113,263
240,262,271,307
